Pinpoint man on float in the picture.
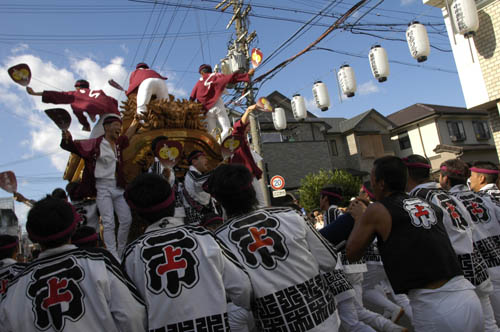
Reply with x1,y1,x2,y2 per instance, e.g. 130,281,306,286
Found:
347,156,483,332
60,114,139,260
190,64,254,141
126,62,169,118
26,79,120,138
229,104,266,207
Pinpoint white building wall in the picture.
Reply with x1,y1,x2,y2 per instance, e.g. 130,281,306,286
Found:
406,120,441,158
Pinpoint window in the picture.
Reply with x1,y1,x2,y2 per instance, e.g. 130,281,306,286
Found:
330,140,338,156
261,132,281,143
398,133,411,150
447,120,466,141
473,121,490,140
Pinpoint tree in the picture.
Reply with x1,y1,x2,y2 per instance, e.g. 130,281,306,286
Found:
298,169,361,213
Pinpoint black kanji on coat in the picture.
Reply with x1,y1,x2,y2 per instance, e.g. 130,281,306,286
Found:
27,257,85,332
141,229,200,298
229,211,289,270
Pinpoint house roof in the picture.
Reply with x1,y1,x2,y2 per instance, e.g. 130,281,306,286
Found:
387,103,488,128
338,108,396,133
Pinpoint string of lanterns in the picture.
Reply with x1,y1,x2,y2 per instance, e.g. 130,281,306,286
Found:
269,0,479,131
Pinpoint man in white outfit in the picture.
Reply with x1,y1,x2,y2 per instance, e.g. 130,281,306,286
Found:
126,62,169,117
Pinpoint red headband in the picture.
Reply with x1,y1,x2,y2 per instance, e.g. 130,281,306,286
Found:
470,167,500,175
72,233,98,245
28,218,78,243
361,185,375,200
201,216,223,226
126,189,175,213
440,166,465,175
0,238,18,250
321,191,343,200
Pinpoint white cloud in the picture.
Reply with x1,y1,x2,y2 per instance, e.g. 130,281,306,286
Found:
120,44,129,54
401,0,417,5
0,53,129,171
304,97,323,117
11,43,29,54
358,81,381,96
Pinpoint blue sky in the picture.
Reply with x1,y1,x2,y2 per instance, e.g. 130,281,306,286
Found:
0,0,464,224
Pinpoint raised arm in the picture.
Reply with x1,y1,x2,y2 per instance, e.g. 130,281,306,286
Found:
26,87,43,96
241,104,258,125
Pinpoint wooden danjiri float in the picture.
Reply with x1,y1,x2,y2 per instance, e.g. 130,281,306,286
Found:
62,93,223,238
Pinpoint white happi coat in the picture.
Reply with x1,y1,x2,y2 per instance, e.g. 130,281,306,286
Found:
72,198,100,231
0,258,26,295
122,217,253,332
411,183,491,287
216,207,339,332
0,245,146,332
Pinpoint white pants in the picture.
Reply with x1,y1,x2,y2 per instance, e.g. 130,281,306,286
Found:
95,179,132,260
136,77,169,114
408,276,483,332
227,303,255,332
338,298,376,332
206,98,231,141
90,114,118,139
485,276,500,331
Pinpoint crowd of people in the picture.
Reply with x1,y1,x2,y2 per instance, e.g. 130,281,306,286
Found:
1,62,500,332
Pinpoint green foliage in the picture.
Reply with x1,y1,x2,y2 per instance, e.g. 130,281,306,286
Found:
298,169,362,213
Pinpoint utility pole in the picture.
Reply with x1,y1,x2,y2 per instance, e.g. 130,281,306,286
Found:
216,0,271,206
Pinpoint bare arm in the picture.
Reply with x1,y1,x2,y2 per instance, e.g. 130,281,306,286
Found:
124,119,139,139
241,104,258,125
26,87,43,96
346,201,389,261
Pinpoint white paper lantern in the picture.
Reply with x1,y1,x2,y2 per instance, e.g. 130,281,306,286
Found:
406,21,430,63
451,0,479,38
272,107,287,131
291,94,307,120
312,81,331,111
369,45,390,82
338,65,356,98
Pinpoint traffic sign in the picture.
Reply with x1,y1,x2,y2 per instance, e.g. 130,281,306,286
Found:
272,189,286,198
270,175,285,190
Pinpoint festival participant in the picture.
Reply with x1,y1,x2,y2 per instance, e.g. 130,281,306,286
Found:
125,63,169,118
442,158,500,326
406,155,497,331
60,115,139,259
360,181,412,324
183,150,217,224
150,136,186,224
320,186,344,225
0,197,147,332
210,164,340,332
66,182,100,231
27,79,120,136
229,104,266,207
469,161,500,203
0,235,26,295
347,156,482,332
71,226,101,249
190,64,255,140
122,173,252,332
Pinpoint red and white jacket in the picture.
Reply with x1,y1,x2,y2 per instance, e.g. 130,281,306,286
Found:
126,69,167,96
216,207,339,332
122,217,252,332
190,72,249,111
0,245,147,332
42,89,120,129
